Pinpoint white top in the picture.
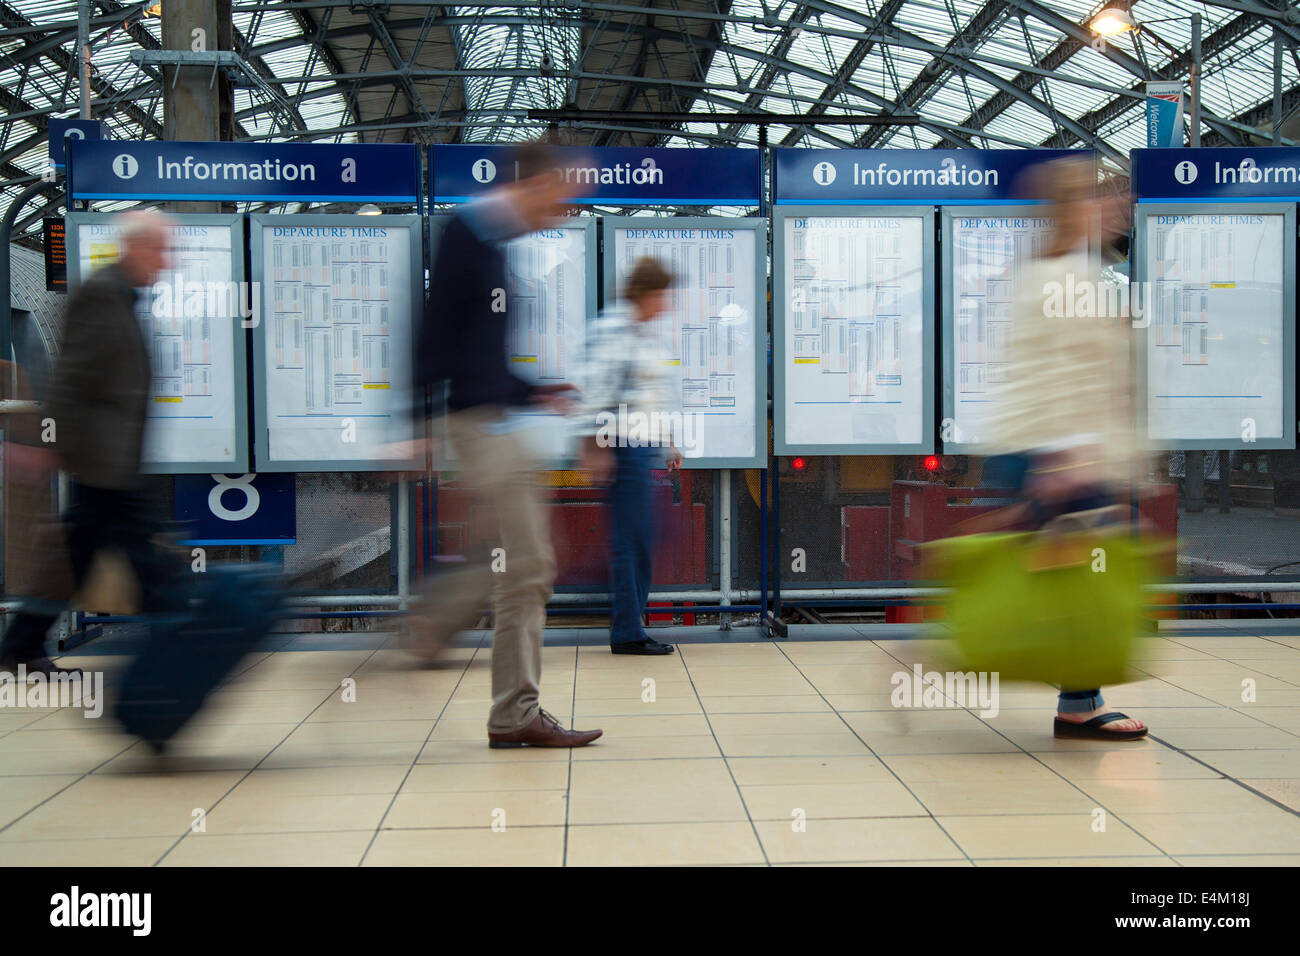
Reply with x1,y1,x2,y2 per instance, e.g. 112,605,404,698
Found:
986,251,1140,490
574,303,680,447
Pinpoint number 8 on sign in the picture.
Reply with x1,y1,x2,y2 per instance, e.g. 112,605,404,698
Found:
208,474,260,521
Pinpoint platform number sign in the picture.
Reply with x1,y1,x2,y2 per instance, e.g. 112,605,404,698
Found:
173,473,296,545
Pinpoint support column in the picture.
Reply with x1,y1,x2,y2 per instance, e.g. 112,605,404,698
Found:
77,0,91,119
1275,29,1284,145
161,0,232,213
1185,450,1205,513
719,469,732,631
1218,450,1231,513
1190,12,1202,148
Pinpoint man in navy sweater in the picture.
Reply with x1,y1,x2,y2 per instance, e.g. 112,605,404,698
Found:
412,142,602,748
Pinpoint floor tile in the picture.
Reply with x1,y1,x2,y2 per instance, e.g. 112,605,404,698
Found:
977,856,1178,867
727,755,893,786
160,830,373,866
1031,748,1222,780
202,791,393,835
0,771,243,841
384,790,568,829
566,821,764,866
0,774,82,829
0,837,176,866
1187,748,1300,778
363,826,565,866
906,777,1097,815
698,695,833,714
938,813,1158,859
402,761,571,792
755,817,962,864
570,734,722,761
1076,778,1282,814
883,753,1061,784
1121,810,1300,855
740,781,926,820
1238,778,1300,810
229,765,409,797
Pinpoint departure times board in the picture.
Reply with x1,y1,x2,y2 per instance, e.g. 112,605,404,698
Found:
1135,203,1295,449
250,214,422,471
65,212,248,473
775,206,935,455
604,217,766,467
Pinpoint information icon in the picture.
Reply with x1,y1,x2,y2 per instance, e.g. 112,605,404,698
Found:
472,158,497,184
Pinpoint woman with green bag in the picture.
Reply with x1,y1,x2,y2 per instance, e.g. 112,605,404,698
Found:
980,156,1149,742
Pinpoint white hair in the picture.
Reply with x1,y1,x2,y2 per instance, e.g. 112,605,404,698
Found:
118,208,174,246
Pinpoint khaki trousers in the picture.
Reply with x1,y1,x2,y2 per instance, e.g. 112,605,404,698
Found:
413,406,555,733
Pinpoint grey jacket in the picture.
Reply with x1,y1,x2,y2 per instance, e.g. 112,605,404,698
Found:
48,263,152,490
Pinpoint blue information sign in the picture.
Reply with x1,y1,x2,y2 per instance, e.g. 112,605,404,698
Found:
48,119,103,167
173,473,296,545
1132,147,1300,202
430,144,761,205
68,139,420,203
773,148,1080,204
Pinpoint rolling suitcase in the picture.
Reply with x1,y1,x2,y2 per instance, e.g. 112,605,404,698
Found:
116,565,284,752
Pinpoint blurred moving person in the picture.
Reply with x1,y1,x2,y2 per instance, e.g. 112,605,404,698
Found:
0,210,183,676
576,257,682,655
988,156,1148,741
412,142,602,749
0,360,72,675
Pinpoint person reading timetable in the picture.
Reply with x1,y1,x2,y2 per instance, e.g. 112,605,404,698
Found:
576,257,683,656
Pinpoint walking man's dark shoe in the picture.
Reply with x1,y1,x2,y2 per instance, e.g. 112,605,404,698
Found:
610,638,675,656
488,709,603,748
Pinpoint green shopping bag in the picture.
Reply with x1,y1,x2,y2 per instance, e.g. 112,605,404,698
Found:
925,529,1155,689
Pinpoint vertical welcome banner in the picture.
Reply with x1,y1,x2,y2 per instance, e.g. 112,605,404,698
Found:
1146,81,1185,147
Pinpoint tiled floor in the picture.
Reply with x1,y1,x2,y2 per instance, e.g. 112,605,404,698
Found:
2,625,1300,866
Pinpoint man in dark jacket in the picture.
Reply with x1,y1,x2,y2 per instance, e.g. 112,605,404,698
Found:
410,142,602,748
0,210,180,673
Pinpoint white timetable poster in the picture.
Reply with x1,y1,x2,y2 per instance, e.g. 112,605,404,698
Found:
71,218,242,468
948,214,1054,446
506,225,588,383
1144,210,1287,444
256,218,416,466
782,214,928,449
610,223,760,463
502,224,591,461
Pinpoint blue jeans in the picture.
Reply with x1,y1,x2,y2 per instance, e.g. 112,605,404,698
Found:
995,454,1114,713
608,444,659,645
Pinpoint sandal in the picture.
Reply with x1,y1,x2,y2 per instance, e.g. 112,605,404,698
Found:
1053,712,1148,741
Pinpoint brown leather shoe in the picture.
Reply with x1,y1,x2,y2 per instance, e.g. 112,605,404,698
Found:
488,709,603,748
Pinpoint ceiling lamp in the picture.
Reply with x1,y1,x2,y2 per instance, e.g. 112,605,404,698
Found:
1090,8,1136,37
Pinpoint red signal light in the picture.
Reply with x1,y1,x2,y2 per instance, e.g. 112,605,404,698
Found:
791,457,807,471
923,455,940,472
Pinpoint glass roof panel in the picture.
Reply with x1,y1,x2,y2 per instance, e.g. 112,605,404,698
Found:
4,0,1300,239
